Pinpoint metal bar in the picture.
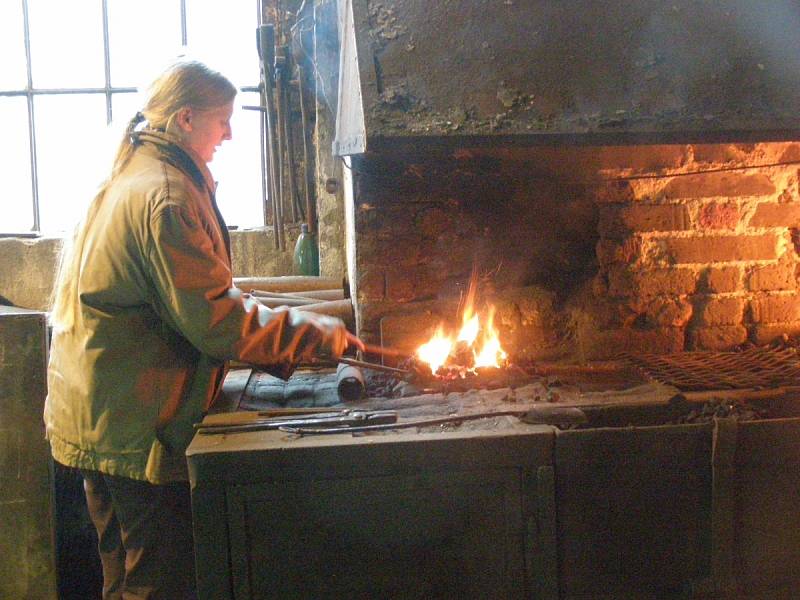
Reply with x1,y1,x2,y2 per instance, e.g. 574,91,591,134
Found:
258,24,282,249
21,0,39,232
280,410,536,436
273,47,287,248
0,87,137,96
180,0,187,47
258,100,271,229
101,0,112,123
338,357,408,376
282,56,301,223
296,65,315,233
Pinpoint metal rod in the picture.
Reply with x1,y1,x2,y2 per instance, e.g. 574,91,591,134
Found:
21,0,39,233
296,65,315,233
338,357,409,376
101,0,112,123
258,24,282,250
273,47,287,247
361,342,409,358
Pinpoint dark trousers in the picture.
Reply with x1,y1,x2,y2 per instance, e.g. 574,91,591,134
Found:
81,470,197,600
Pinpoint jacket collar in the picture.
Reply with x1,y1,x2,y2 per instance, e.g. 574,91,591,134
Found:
133,129,216,198
133,128,232,262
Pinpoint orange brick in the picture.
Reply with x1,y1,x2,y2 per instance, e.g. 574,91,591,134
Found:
698,203,741,230
749,202,800,228
747,261,798,292
663,234,778,263
750,295,800,324
663,172,775,199
696,296,745,326
688,325,748,351
586,327,685,358
620,204,691,232
700,267,742,293
751,323,800,345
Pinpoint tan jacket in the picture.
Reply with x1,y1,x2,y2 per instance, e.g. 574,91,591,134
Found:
45,131,319,483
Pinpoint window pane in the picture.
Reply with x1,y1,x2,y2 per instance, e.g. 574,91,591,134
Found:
0,1,27,90
185,0,260,88
108,0,182,88
35,95,109,233
28,0,105,88
0,97,33,232
212,92,263,227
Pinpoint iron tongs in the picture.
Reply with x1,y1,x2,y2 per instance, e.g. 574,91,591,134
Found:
197,410,397,435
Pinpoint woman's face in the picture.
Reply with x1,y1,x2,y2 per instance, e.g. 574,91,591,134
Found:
179,101,234,163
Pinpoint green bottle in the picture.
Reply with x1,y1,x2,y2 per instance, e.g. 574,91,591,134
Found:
293,223,319,276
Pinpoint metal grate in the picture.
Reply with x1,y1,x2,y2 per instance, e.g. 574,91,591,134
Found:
625,346,800,391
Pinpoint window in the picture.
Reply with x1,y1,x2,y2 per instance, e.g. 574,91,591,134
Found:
1,0,265,235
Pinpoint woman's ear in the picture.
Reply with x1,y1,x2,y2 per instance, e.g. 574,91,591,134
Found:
175,107,193,133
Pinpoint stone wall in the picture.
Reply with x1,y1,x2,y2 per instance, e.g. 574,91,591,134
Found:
0,229,294,312
348,142,800,360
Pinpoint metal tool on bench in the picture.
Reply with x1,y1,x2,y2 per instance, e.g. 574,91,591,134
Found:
281,405,588,435
196,409,398,435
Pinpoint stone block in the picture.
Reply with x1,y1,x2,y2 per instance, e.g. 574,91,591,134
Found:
593,145,687,174
603,204,691,234
662,172,775,199
415,207,453,238
379,309,447,355
696,297,746,326
596,237,643,266
750,295,800,324
747,261,798,292
634,268,697,298
751,322,800,345
688,325,748,351
692,144,756,164
697,203,741,230
749,202,800,228
594,180,635,204
385,269,420,303
662,234,778,264
700,267,742,293
645,298,693,327
357,268,386,301
584,327,685,359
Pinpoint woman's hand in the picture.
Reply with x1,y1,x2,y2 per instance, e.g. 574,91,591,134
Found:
288,310,364,360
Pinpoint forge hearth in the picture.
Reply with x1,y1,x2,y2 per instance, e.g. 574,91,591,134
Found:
342,142,800,362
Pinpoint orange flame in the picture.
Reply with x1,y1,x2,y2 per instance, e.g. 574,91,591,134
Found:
416,288,507,375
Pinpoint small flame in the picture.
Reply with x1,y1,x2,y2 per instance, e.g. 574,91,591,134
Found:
416,325,453,374
458,310,479,345
473,307,507,368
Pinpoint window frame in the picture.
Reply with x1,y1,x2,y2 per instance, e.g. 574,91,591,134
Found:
1,0,265,236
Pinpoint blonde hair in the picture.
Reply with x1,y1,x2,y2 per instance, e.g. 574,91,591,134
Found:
49,60,237,332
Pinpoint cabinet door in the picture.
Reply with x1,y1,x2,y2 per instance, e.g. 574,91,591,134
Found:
226,469,528,600
555,425,712,599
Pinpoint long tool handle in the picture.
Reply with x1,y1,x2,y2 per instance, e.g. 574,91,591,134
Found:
257,24,282,250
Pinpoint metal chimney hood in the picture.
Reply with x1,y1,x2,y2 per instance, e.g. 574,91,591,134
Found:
334,0,800,154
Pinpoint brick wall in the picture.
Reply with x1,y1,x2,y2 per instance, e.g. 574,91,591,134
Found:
349,142,800,359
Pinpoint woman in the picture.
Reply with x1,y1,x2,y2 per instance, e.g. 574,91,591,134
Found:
45,60,356,599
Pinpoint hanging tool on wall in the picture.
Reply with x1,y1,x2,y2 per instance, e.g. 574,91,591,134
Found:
295,65,316,234
278,46,307,226
256,24,284,250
